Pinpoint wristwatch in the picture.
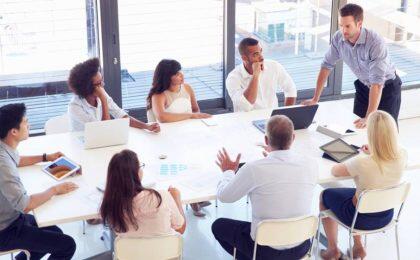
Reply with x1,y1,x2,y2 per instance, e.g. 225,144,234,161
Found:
42,153,47,162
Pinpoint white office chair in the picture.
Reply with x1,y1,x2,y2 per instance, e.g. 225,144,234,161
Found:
317,182,411,260
44,114,70,135
0,249,30,260
233,215,318,260
114,233,183,260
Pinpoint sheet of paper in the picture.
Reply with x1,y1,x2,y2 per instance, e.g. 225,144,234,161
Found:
201,118,218,126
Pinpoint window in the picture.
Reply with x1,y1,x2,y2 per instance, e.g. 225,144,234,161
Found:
235,0,333,93
118,0,224,110
0,0,98,131
342,0,420,93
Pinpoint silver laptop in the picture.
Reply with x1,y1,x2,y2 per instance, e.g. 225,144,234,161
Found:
81,118,129,149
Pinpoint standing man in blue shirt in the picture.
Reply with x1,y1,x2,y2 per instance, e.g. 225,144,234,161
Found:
0,103,78,260
302,3,402,128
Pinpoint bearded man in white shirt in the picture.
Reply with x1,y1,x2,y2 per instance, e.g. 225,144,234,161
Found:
226,38,297,112
212,115,318,260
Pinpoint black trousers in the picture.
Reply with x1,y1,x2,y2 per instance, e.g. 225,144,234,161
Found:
212,218,311,260
353,75,402,123
0,214,76,260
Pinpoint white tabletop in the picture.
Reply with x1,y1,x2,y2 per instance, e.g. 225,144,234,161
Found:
18,101,420,227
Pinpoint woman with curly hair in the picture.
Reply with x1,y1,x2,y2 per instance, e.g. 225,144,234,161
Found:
67,58,160,133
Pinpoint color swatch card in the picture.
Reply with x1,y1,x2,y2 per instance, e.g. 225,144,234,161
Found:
159,163,188,176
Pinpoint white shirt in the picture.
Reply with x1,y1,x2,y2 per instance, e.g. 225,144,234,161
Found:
68,94,128,131
226,59,297,112
217,150,318,248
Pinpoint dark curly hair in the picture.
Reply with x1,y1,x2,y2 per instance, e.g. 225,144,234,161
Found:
68,58,100,98
146,59,181,110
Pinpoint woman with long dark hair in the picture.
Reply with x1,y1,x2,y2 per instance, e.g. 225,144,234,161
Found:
100,149,185,236
146,59,211,123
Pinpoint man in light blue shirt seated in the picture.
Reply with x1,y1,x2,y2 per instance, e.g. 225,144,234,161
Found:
0,103,78,259
302,3,402,128
212,115,318,260
67,58,160,132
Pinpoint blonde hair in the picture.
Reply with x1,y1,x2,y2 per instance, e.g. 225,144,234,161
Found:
367,111,400,165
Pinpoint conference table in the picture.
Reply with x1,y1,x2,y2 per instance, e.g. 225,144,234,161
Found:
18,101,420,228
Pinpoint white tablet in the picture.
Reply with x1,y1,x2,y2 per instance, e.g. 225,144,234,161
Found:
42,156,80,181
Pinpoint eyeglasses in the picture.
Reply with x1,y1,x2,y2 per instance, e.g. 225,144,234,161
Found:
92,80,105,88
140,162,146,169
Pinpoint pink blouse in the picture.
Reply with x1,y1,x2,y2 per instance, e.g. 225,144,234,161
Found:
118,190,184,237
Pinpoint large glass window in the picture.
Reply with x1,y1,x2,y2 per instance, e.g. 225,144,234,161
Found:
118,0,224,110
342,0,420,93
235,0,333,93
0,0,98,131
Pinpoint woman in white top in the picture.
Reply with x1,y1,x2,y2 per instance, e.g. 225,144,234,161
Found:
100,149,186,237
146,59,211,123
67,58,160,132
320,111,407,260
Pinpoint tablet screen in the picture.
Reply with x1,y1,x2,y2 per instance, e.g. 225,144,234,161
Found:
320,139,359,162
44,157,78,179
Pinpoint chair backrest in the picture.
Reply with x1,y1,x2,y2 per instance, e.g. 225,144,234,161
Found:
114,234,183,260
357,182,411,214
44,114,70,135
255,215,318,247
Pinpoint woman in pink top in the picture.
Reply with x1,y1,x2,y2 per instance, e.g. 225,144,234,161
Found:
100,149,186,236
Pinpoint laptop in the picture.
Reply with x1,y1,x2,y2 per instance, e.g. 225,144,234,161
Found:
252,104,319,133
80,118,130,149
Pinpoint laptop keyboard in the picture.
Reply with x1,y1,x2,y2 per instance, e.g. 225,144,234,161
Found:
253,120,267,133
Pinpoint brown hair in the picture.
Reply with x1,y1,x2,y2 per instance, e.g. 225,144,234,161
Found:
68,58,100,98
266,115,294,150
340,3,364,22
100,149,162,233
147,59,182,110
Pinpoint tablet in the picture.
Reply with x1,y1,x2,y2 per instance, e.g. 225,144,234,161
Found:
42,156,80,181
319,139,359,163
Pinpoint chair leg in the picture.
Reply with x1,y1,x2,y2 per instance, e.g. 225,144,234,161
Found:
316,215,322,259
395,226,401,260
364,235,367,249
10,253,13,260
246,195,249,204
82,220,86,235
215,199,218,208
349,233,354,260
233,247,236,260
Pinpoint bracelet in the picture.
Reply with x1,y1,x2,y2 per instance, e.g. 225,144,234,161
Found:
42,153,47,162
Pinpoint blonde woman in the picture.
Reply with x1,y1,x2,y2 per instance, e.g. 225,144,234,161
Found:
320,111,407,260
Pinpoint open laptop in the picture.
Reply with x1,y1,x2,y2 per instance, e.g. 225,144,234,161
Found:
252,104,319,133
79,118,129,149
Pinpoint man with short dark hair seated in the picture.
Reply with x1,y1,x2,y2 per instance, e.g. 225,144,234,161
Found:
212,115,318,259
226,37,297,112
0,103,78,260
